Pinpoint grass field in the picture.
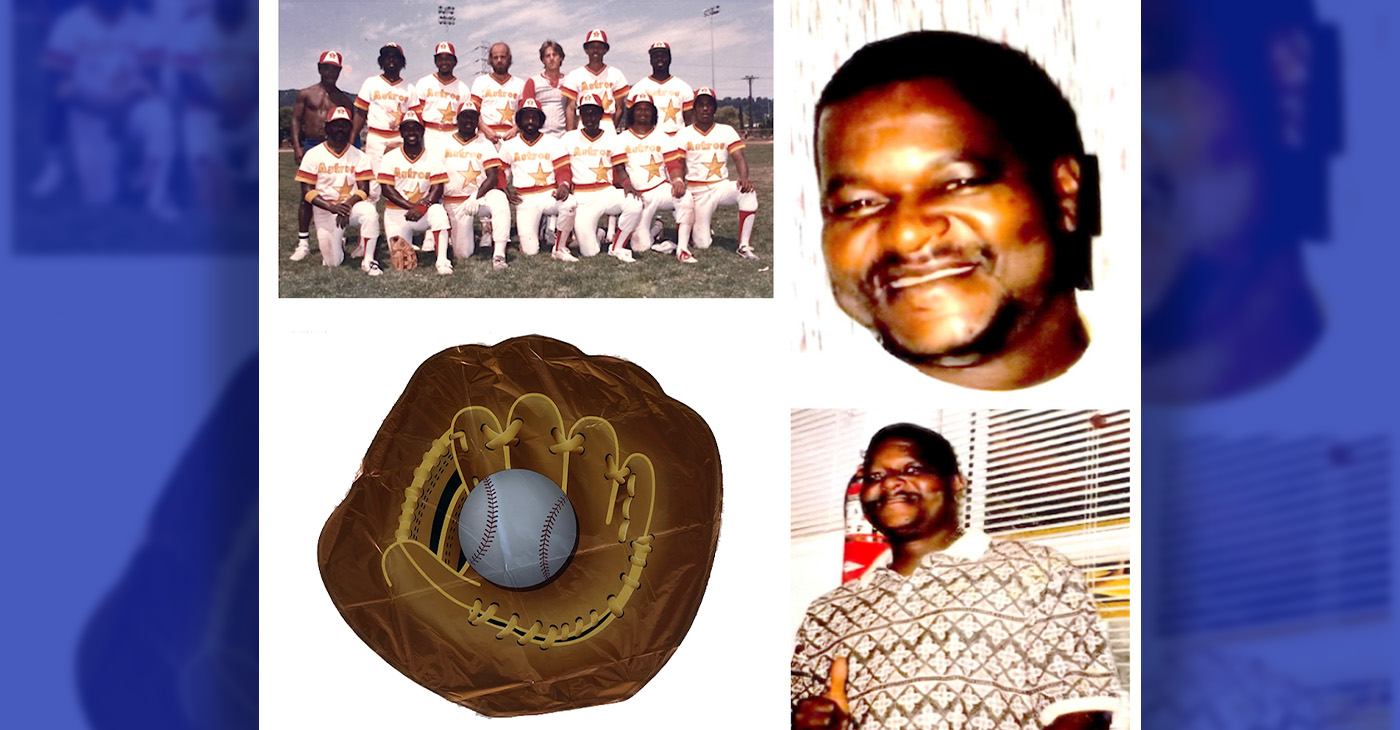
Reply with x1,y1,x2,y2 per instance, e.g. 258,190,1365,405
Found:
277,143,773,298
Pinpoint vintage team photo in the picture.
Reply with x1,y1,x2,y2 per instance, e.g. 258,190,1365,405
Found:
276,0,774,297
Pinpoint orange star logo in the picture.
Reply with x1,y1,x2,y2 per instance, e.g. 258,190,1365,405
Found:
662,99,681,122
500,103,514,125
390,110,404,129
703,154,725,178
528,163,552,186
441,105,458,124
333,180,355,200
640,159,662,181
591,160,611,183
404,188,423,204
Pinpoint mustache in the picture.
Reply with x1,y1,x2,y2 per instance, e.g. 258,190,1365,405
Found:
865,242,995,293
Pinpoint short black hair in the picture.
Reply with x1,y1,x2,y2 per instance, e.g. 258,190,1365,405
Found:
378,45,405,68
863,423,960,480
816,31,1098,288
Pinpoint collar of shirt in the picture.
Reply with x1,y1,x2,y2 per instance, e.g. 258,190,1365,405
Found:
859,527,992,587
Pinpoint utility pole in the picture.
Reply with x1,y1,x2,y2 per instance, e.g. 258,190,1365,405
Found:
741,74,757,130
470,44,491,76
703,6,720,91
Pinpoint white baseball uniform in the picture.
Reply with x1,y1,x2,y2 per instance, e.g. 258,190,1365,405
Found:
412,73,470,152
295,142,381,266
355,74,415,199
619,127,694,253
560,128,642,256
561,65,629,132
470,74,526,140
628,75,694,136
676,122,758,250
499,134,577,256
440,132,511,259
377,146,450,250
521,73,567,138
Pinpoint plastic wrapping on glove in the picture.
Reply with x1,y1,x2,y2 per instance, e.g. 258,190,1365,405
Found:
317,335,722,717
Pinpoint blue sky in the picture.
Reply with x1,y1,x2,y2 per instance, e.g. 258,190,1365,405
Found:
278,0,774,99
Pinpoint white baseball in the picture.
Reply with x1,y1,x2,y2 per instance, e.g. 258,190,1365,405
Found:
457,469,578,589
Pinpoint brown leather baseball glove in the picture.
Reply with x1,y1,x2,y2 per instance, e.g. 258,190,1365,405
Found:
389,235,417,271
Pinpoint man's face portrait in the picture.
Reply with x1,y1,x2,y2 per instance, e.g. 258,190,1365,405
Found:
317,62,340,85
817,78,1078,365
489,43,511,74
859,436,960,542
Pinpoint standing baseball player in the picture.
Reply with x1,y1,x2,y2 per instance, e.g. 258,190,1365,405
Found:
412,41,469,154
290,50,356,260
499,98,578,260
620,93,695,262
439,99,512,271
293,106,382,275
470,43,525,145
676,87,759,260
562,29,629,132
561,94,643,262
353,43,415,208
521,40,568,138
627,42,694,136
377,111,451,273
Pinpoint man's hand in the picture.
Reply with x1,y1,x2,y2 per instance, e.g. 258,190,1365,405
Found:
793,655,849,729
506,189,523,206
622,179,641,200
670,178,687,198
554,182,571,201
738,177,755,194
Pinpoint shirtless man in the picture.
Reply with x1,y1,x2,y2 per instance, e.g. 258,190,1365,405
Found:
289,50,356,260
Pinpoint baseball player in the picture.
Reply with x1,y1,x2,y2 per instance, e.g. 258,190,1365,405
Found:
561,94,643,262
620,93,696,262
412,41,470,154
377,111,451,274
353,43,415,207
470,43,526,144
290,50,356,260
439,99,512,271
676,87,759,260
499,98,579,260
521,40,568,138
562,29,629,132
293,106,382,275
177,0,258,211
627,42,694,136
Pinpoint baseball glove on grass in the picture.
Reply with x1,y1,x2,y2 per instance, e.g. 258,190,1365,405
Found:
388,235,417,270
318,336,721,717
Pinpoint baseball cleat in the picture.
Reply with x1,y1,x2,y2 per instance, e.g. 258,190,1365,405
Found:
551,249,579,262
492,256,509,271
651,241,676,255
608,248,636,263
289,245,310,261
677,249,698,264
436,260,453,275
737,246,759,260
362,260,384,276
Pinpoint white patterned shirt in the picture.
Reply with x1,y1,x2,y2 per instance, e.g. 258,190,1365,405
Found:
792,530,1121,730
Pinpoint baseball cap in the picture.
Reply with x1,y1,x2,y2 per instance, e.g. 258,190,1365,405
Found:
325,106,353,123
649,42,671,52
515,97,546,123
434,41,456,57
318,50,342,67
583,29,609,49
577,93,605,110
628,92,656,108
379,43,405,58
457,97,480,114
694,87,717,101
399,110,425,128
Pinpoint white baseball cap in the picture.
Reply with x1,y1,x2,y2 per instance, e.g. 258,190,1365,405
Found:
399,110,425,128
649,42,671,52
583,29,609,49
694,87,717,101
628,92,656,108
577,93,605,110
434,41,456,57
318,50,342,67
325,106,352,123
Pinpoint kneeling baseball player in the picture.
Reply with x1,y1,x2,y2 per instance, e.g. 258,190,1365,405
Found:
294,106,382,275
378,111,451,274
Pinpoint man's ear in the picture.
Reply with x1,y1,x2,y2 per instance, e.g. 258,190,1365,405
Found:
1051,155,1082,234
952,473,967,498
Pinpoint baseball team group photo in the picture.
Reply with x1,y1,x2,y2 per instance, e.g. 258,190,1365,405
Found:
277,0,774,297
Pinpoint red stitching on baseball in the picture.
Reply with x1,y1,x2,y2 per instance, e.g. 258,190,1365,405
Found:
539,494,566,579
469,477,499,566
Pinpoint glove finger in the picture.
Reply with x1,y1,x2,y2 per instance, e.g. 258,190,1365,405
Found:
503,393,569,486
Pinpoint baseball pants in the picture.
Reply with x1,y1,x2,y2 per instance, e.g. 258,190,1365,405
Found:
513,192,577,256
573,188,643,257
445,189,512,258
689,180,758,249
384,204,450,252
633,184,695,253
312,202,380,266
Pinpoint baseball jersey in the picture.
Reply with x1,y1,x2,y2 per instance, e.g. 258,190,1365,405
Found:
412,73,470,133
499,134,570,195
560,128,628,193
675,123,746,185
628,75,694,135
561,65,630,127
295,142,374,202
172,10,257,111
470,74,527,133
439,133,503,202
44,5,154,105
619,128,684,193
376,147,448,209
355,75,415,135
521,73,567,137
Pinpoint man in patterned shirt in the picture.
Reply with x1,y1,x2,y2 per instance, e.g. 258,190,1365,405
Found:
792,423,1120,730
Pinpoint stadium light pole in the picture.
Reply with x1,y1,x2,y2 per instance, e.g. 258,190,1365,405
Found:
703,5,720,91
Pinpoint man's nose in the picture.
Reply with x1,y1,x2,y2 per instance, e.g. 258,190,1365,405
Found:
883,201,952,257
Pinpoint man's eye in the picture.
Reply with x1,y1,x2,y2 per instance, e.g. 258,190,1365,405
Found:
903,465,928,476
863,473,886,485
941,177,989,193
826,197,886,218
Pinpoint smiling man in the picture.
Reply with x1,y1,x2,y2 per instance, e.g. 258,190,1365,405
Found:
815,32,1099,392
791,423,1121,730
